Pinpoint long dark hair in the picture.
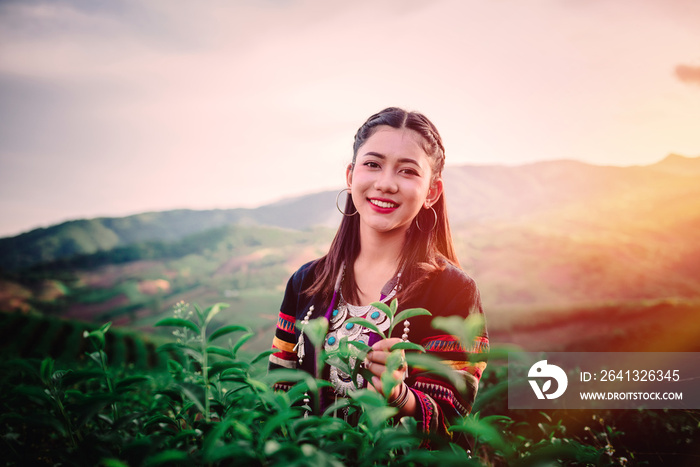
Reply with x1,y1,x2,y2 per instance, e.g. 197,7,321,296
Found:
306,107,459,304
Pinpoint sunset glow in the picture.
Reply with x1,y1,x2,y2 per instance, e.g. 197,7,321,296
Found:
1,0,700,237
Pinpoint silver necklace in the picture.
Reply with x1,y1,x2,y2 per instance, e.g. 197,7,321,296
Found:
324,268,405,396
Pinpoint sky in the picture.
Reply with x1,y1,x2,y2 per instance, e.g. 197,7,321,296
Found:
1,0,700,238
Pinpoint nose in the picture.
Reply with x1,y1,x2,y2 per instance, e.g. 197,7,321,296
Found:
374,170,398,193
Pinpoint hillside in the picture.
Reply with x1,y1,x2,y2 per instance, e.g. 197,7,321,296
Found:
0,191,339,271
1,154,699,342
2,155,699,272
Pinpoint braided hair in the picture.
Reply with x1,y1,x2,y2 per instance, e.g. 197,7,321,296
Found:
307,107,459,304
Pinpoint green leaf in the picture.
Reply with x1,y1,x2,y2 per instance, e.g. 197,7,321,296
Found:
208,324,249,343
389,307,431,337
116,375,152,392
206,345,232,358
449,415,515,456
347,339,371,353
370,301,393,320
62,369,104,386
177,382,206,414
202,419,253,463
193,303,205,326
155,317,200,334
100,459,129,467
365,406,399,428
204,302,230,327
390,298,398,316
209,361,248,379
345,318,386,339
40,357,54,385
99,321,112,334
232,332,255,356
83,329,106,351
405,353,466,394
251,349,276,365
303,317,329,349
348,389,388,408
73,393,118,428
144,414,179,430
431,314,484,349
322,397,353,417
390,342,426,353
13,384,53,405
143,450,191,467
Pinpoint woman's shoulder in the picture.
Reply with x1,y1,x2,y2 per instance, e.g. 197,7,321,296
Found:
429,259,478,292
288,259,321,291
408,259,481,313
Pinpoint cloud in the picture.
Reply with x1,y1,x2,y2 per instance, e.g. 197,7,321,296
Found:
675,64,700,86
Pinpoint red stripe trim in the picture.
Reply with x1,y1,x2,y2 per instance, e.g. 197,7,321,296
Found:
279,312,296,323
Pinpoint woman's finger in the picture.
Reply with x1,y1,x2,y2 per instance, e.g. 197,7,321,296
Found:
364,361,385,377
370,337,403,352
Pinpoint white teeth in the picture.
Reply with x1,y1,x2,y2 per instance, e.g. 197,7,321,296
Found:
370,199,398,209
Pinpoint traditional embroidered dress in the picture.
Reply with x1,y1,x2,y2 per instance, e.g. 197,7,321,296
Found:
268,259,489,442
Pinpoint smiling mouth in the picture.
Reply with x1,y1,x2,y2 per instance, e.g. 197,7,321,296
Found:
369,199,399,209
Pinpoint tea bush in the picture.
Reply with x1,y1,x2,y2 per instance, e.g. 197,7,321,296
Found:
0,301,687,466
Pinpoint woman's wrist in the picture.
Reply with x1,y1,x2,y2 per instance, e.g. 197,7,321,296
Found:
388,382,410,409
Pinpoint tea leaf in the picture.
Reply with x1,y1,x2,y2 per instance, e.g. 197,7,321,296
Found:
345,318,386,339
390,342,426,353
155,317,200,334
204,302,230,327
143,450,191,467
177,382,206,414
83,329,106,351
206,345,232,358
208,324,249,343
370,301,394,320
432,314,484,348
389,307,431,337
251,349,276,365
40,358,54,385
405,353,466,394
232,331,256,356
303,317,329,349
116,375,152,392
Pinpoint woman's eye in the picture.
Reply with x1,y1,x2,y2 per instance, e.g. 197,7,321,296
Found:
400,168,419,176
364,161,380,168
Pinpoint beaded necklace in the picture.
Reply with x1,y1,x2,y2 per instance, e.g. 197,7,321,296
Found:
323,264,410,396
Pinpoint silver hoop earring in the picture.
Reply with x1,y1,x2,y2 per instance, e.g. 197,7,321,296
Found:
415,206,437,233
336,188,358,216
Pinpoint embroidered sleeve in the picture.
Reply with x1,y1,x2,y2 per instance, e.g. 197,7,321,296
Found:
268,272,303,390
405,274,489,442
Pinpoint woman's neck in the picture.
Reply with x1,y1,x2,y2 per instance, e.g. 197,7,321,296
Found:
351,224,406,305
356,223,406,267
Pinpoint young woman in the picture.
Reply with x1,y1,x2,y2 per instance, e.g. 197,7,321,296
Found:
268,107,488,440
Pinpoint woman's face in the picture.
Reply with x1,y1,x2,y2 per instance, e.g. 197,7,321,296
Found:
347,125,443,236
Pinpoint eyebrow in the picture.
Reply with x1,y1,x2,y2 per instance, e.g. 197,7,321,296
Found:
362,152,421,167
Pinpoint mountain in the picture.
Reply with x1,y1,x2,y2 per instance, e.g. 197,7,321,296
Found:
1,154,700,274
646,153,700,176
0,191,339,271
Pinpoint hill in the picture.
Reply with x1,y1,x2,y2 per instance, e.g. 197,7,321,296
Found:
1,154,699,340
2,155,699,272
0,191,339,271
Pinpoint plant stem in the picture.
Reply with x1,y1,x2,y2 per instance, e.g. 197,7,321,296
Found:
100,349,119,422
201,325,210,422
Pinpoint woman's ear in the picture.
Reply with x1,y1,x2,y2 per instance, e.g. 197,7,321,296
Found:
425,178,444,208
346,163,354,188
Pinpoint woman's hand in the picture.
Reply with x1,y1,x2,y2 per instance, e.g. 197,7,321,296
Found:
364,337,408,401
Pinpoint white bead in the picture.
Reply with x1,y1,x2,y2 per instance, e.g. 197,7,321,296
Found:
402,333,409,340
404,321,410,327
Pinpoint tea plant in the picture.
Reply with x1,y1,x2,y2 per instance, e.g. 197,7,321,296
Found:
0,301,655,466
